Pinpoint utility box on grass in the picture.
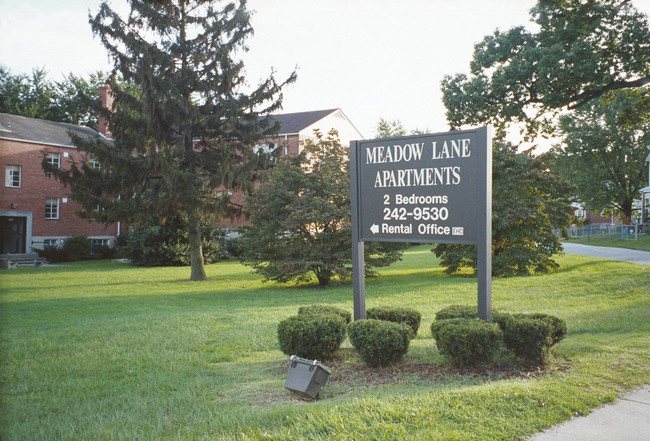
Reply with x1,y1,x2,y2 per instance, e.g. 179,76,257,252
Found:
285,355,331,399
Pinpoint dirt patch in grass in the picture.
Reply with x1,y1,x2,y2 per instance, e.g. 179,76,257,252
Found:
264,348,571,404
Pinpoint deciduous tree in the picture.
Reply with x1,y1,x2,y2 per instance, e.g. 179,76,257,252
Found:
238,130,403,286
434,142,574,277
441,0,650,138
554,90,650,222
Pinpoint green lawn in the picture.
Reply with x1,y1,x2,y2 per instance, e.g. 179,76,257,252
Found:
565,232,650,251
1,247,648,440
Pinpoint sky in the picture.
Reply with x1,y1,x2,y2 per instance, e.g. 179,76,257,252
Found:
1,0,650,142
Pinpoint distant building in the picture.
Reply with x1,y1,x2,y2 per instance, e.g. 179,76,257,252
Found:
1,108,363,254
1,113,120,257
219,108,363,228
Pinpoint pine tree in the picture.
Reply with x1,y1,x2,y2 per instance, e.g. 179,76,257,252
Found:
45,0,295,280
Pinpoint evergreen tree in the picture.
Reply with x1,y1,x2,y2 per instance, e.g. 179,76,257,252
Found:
44,0,295,281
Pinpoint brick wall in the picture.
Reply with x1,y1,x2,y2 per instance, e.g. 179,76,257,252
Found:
1,138,119,248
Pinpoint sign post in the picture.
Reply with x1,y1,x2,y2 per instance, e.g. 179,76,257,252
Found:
350,127,492,321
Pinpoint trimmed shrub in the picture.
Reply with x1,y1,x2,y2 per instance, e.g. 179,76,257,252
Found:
366,307,421,338
431,318,468,342
435,305,477,321
348,319,410,367
298,305,352,324
502,316,553,364
435,319,503,366
525,313,567,345
277,314,346,361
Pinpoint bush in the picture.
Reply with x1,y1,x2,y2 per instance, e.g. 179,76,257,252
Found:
37,236,96,262
431,318,468,342
298,305,351,324
494,312,566,346
277,314,346,361
366,306,421,338
435,305,477,321
502,316,553,364
525,313,567,345
123,214,226,267
90,244,116,260
435,319,503,366
348,319,410,367
61,235,92,261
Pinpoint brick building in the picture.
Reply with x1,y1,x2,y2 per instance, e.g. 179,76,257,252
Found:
219,108,363,228
1,113,120,256
1,108,362,254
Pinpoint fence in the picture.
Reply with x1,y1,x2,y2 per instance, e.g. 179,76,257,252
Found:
564,223,648,240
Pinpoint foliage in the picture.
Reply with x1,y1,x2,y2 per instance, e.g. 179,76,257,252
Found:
277,314,346,361
435,304,478,321
434,142,574,276
0,66,107,129
42,0,296,281
502,316,554,365
36,235,115,262
347,319,411,367
441,0,650,138
366,306,421,338
239,129,404,286
553,90,650,221
374,118,407,138
501,313,567,347
374,117,429,138
431,318,467,342
121,214,226,267
435,318,503,366
298,305,352,324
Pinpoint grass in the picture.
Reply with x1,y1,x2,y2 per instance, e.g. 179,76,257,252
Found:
565,232,650,251
1,246,648,440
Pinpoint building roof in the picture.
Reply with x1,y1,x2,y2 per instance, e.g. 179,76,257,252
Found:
0,113,99,148
0,108,348,146
265,109,339,135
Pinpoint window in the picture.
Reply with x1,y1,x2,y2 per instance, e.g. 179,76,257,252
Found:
91,238,110,248
46,152,61,168
254,143,276,156
45,198,60,219
44,239,58,249
5,165,21,188
89,158,101,169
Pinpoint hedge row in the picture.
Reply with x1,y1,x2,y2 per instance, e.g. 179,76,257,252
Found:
432,305,567,365
277,304,567,368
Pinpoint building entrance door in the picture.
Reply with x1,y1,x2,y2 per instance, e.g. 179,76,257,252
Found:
0,216,27,254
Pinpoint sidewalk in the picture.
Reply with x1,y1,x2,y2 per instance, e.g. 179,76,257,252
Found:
529,386,650,440
561,243,650,266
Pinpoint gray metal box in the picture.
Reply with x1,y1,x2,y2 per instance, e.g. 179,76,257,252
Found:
284,355,331,399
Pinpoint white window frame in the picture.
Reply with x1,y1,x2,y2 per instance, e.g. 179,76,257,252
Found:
46,152,61,169
5,165,21,188
45,198,60,220
44,239,59,249
89,158,101,169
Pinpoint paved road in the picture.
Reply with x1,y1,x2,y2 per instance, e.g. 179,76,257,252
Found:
529,387,650,441
561,243,650,266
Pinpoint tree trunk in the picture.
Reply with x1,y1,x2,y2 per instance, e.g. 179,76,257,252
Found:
189,216,207,281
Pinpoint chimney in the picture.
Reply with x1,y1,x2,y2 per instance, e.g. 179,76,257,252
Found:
98,85,114,138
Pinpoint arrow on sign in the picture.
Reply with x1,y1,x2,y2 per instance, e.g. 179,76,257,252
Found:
370,224,379,234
